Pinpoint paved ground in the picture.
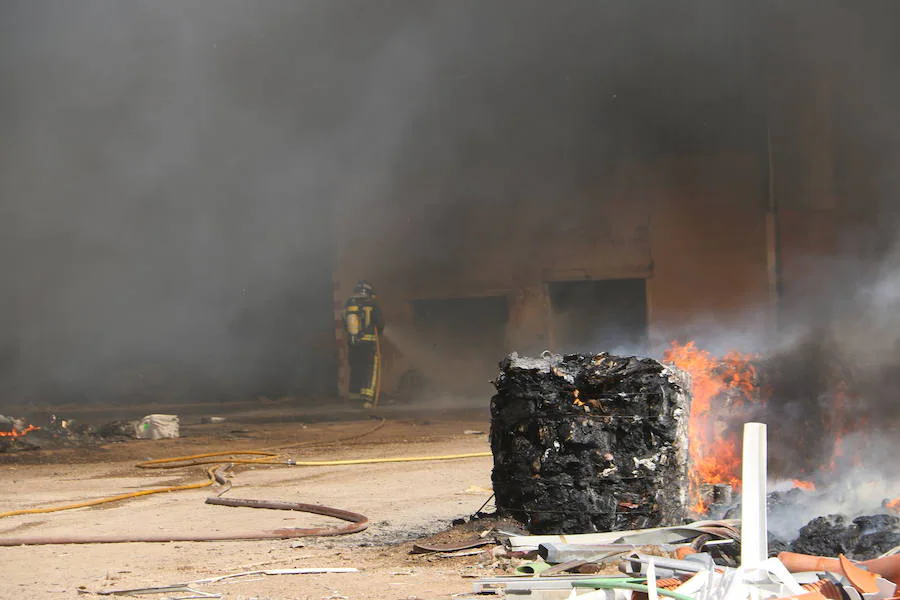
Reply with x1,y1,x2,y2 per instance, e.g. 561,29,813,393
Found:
0,406,505,600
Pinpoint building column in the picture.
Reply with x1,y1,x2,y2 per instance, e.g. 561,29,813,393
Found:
769,65,839,319
506,285,551,356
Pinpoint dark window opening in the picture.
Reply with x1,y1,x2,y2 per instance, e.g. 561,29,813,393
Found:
548,279,648,355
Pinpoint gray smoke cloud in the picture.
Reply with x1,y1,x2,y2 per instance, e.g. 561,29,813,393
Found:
2,0,900,450
0,0,439,406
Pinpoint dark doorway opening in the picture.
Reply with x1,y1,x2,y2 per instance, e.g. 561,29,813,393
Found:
410,296,509,398
548,279,648,354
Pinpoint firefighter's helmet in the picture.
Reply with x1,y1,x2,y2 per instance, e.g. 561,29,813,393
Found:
353,280,375,298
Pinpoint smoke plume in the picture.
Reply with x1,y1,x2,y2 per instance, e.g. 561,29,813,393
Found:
2,0,900,441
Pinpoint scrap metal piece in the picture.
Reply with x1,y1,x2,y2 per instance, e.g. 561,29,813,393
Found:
538,543,639,563
471,574,634,594
203,496,369,537
620,552,715,578
540,549,632,577
0,497,368,545
192,568,358,584
99,585,220,597
100,568,358,598
508,520,739,552
410,539,493,554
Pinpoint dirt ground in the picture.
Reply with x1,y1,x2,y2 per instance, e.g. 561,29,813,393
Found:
0,409,509,600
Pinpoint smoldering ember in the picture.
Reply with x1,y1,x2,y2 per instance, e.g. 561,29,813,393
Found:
2,2,900,600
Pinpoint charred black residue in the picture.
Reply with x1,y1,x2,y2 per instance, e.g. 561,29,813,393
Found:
490,352,691,534
790,513,900,560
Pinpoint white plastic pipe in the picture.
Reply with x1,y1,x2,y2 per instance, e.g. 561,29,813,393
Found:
740,422,768,569
647,557,659,600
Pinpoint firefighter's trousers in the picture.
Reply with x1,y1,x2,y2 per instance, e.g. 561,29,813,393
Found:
347,340,379,402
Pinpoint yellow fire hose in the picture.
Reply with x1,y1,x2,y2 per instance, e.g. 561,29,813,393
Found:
0,466,223,519
0,419,491,521
372,330,383,408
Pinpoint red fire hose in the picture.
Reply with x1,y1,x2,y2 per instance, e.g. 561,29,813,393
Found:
0,495,368,546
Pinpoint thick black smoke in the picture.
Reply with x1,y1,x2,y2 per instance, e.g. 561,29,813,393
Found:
1,1,900,420
0,1,434,405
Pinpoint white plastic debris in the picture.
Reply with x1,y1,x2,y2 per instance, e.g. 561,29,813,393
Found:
647,557,659,600
741,422,768,569
134,414,180,440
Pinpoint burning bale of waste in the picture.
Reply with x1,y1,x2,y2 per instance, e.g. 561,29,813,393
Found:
490,351,692,534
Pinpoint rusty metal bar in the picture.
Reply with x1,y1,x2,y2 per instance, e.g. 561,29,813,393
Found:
0,496,368,545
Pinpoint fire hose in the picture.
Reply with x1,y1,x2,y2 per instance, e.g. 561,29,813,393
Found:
0,420,492,546
0,464,370,545
372,330,383,408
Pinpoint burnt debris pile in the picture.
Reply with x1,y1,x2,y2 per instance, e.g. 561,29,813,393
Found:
0,413,137,453
790,513,900,560
490,352,692,534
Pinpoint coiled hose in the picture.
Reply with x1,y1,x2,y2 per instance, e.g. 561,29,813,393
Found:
0,419,492,545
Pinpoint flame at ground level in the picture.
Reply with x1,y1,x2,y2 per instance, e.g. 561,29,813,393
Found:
662,341,761,513
662,341,867,515
887,498,900,513
0,425,41,438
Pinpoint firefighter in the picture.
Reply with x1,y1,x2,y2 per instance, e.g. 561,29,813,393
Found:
343,280,385,408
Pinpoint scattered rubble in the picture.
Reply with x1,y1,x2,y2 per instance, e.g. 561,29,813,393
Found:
462,418,900,599
0,413,140,452
790,513,900,560
0,412,189,451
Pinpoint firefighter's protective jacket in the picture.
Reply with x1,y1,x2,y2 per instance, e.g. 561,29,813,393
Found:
343,295,384,345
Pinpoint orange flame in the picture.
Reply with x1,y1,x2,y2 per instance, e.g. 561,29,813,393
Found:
827,382,847,471
792,479,816,491
825,381,865,471
0,424,41,438
662,341,761,513
886,498,900,513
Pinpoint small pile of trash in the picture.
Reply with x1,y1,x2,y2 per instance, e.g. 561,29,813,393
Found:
0,412,180,452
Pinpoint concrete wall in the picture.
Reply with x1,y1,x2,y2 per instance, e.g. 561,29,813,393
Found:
645,155,771,344
331,16,888,398
768,60,883,322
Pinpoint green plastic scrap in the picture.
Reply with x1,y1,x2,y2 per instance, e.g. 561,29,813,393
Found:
515,561,552,575
573,578,695,600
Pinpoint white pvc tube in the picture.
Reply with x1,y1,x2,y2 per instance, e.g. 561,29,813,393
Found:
741,422,768,568
647,557,659,600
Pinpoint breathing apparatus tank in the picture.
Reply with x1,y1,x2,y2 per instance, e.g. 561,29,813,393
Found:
345,311,361,341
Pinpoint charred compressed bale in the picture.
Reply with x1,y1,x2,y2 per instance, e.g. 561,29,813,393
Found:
790,513,900,560
490,352,691,534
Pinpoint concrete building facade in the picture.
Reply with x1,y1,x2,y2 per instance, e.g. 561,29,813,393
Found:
331,7,888,399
